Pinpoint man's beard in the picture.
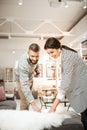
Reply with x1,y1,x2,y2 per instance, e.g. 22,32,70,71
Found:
29,58,38,64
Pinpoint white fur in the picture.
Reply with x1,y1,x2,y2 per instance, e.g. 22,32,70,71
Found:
0,110,71,130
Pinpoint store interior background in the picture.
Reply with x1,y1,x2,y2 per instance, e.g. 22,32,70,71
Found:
0,0,87,104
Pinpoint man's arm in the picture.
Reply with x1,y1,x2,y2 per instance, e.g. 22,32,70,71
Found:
19,62,41,112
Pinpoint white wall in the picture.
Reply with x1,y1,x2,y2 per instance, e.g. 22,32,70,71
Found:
61,15,87,48
0,15,87,68
0,38,47,68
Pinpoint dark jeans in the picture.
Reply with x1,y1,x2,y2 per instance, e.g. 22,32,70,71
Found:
81,108,87,130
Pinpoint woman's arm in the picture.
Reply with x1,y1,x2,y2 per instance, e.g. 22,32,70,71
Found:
49,50,76,112
49,98,61,112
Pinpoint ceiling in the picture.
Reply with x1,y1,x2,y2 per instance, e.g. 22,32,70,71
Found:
0,0,87,45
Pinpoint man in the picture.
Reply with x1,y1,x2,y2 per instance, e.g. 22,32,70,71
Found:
15,43,41,112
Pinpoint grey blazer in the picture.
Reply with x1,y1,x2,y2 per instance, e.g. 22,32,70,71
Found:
60,48,87,113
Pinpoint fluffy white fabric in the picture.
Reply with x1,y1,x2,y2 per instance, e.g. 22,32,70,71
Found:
0,110,71,130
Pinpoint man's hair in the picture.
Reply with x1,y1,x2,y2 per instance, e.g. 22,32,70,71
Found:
29,43,40,52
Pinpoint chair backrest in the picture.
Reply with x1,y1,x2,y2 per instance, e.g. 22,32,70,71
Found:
0,79,4,87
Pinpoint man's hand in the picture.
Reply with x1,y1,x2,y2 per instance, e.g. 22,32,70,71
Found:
30,101,41,112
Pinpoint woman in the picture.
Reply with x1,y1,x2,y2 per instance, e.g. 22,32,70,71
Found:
44,37,87,130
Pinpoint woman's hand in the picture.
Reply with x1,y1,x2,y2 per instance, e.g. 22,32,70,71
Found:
49,107,56,112
48,98,60,113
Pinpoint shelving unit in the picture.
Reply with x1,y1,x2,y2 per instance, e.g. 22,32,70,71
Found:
5,68,13,82
0,67,16,100
33,59,57,90
33,59,61,108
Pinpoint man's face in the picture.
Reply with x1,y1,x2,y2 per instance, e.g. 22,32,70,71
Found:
28,50,39,64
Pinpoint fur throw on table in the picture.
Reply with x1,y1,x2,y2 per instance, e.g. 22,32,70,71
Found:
0,110,71,130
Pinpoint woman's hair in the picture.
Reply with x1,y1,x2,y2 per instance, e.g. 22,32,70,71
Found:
29,43,40,52
62,45,77,53
44,37,77,53
44,37,61,49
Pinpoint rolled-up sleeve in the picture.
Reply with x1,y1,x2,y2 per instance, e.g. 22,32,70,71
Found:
56,89,65,100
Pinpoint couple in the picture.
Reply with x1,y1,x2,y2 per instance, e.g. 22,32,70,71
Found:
15,37,87,130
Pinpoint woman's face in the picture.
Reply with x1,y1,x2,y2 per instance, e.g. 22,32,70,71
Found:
46,48,61,59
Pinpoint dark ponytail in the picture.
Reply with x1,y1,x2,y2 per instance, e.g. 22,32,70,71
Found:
61,45,77,53
44,37,77,53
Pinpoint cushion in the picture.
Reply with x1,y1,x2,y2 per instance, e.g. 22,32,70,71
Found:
0,100,16,109
0,86,6,101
